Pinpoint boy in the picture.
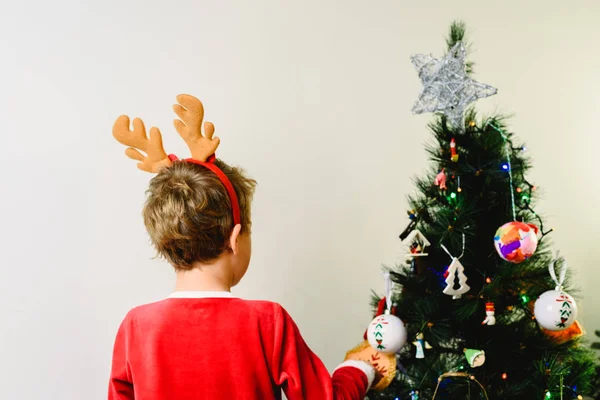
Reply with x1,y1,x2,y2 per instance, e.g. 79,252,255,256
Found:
109,94,377,399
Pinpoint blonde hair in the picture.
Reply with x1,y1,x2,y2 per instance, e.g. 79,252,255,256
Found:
143,160,256,270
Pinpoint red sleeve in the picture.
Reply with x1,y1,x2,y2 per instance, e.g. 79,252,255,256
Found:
108,315,134,400
270,306,375,400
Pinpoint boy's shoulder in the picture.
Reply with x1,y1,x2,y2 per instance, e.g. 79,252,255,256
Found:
243,299,286,311
124,297,289,322
242,299,289,319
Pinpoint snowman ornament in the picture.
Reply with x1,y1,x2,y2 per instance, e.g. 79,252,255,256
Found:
482,302,496,326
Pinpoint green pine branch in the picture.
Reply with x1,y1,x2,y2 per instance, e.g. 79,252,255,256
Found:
446,20,473,74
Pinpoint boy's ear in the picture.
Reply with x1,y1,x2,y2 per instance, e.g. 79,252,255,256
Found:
229,224,243,254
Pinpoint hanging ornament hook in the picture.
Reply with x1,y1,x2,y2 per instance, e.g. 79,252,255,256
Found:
440,233,466,260
382,271,394,314
548,252,568,291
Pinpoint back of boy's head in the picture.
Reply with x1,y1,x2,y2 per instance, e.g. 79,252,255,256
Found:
143,159,256,270
112,94,256,270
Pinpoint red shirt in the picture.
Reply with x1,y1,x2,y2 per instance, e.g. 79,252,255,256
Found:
109,292,374,400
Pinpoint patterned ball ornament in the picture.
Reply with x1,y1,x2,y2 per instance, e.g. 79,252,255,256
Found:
534,256,578,331
534,290,577,331
494,221,539,263
367,312,407,354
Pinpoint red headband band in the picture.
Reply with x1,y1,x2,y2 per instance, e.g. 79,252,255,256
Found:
168,154,241,227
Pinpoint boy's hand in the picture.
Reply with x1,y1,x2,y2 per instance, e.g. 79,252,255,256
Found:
372,367,384,387
344,340,396,391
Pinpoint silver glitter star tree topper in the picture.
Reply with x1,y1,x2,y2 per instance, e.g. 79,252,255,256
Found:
411,41,497,131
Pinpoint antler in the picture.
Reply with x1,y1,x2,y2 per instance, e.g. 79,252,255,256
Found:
112,116,172,173
173,94,220,161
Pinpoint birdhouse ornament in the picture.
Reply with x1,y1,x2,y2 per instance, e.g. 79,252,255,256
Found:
403,230,431,258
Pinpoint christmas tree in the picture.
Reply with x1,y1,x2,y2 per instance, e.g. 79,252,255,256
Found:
591,330,600,398
368,22,596,399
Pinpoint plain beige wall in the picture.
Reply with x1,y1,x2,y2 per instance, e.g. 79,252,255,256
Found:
1,0,599,398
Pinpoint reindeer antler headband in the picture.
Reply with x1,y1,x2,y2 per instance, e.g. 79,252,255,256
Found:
112,94,241,227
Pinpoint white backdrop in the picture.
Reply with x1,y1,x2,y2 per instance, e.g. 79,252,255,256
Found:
1,1,599,398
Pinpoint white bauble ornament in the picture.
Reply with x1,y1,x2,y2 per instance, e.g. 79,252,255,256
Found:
367,312,407,354
534,290,577,331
